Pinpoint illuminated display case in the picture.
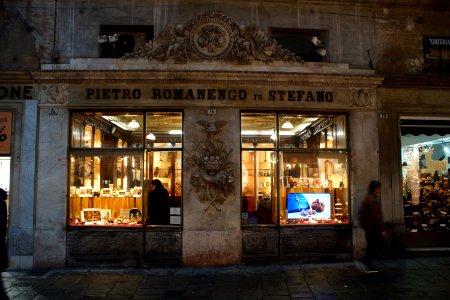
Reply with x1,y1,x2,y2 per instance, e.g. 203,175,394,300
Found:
241,112,349,225
69,111,183,226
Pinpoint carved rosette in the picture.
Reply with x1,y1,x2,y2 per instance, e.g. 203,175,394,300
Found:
348,88,376,107
40,84,68,104
123,10,303,64
190,120,234,211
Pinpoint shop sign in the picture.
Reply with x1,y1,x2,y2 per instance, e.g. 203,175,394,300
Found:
84,87,334,103
0,112,12,155
424,36,450,48
0,86,34,100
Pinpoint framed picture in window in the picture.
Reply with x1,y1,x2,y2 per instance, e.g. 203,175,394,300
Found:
132,187,142,197
101,188,112,197
79,187,93,197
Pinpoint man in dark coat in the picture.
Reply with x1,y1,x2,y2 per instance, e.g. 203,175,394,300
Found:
147,179,170,225
359,180,385,272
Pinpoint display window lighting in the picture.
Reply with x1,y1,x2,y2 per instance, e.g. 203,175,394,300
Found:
146,132,156,140
127,120,140,129
282,120,294,129
270,129,277,140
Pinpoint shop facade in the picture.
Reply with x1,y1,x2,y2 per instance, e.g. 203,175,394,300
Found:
1,1,449,270
1,67,381,269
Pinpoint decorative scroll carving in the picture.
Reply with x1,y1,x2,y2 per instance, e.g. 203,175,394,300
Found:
123,11,304,64
41,85,68,104
190,120,234,211
348,88,375,107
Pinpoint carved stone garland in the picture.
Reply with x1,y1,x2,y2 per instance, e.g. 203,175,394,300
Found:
123,10,304,64
190,120,234,211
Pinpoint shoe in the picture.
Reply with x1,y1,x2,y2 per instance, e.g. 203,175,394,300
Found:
364,265,379,273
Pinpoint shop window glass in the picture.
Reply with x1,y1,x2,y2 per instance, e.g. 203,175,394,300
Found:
69,152,143,226
69,111,183,227
279,114,346,149
241,113,277,149
280,151,348,224
401,118,450,232
242,150,278,224
145,112,183,148
71,112,144,149
241,112,349,226
145,112,183,226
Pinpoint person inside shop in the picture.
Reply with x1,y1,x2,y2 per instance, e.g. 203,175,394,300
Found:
0,188,8,272
147,179,170,225
358,180,385,273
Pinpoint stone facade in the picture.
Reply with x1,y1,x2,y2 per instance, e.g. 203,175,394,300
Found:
0,1,449,269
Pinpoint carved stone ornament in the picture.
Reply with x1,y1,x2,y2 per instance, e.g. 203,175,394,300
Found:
348,88,375,107
41,84,68,104
190,120,234,211
123,10,304,64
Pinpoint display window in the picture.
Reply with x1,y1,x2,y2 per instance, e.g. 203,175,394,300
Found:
241,112,349,225
401,118,450,233
69,111,183,226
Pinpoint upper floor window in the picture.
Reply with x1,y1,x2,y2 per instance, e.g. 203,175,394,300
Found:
98,25,154,58
423,36,450,75
271,28,327,62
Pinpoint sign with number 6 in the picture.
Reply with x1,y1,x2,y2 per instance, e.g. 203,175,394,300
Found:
0,112,12,155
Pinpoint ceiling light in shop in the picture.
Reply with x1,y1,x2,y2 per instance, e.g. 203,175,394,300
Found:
282,120,294,129
169,130,182,135
146,132,156,140
270,130,277,140
127,120,140,129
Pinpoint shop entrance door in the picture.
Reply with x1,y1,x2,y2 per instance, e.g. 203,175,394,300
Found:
143,149,182,265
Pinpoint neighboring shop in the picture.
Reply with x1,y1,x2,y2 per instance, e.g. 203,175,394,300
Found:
378,77,450,254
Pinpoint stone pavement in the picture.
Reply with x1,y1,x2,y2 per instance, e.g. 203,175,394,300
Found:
0,256,449,300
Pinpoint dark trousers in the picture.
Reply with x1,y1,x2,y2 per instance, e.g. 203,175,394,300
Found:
363,229,383,267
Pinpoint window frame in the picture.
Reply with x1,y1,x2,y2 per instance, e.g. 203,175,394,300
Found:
241,111,350,227
68,110,183,227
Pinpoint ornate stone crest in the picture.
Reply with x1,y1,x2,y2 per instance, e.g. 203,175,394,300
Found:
123,10,303,64
190,120,234,211
40,84,68,104
348,88,375,107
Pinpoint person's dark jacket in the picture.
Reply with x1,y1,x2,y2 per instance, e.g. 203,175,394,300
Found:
359,193,384,233
147,186,170,225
